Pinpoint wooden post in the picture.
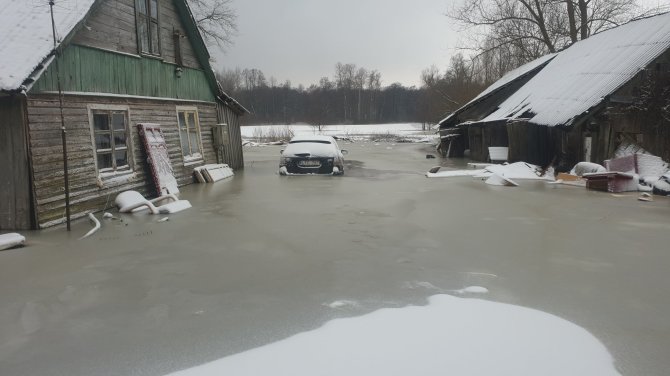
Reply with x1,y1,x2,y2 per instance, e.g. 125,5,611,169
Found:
50,0,71,231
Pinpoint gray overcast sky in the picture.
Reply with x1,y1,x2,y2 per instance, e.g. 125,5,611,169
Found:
209,0,670,88
210,0,456,88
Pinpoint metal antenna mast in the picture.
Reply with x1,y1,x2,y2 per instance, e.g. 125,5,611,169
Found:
49,0,71,231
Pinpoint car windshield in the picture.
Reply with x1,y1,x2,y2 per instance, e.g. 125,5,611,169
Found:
289,140,332,144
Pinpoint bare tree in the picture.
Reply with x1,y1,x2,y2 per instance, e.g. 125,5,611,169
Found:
217,67,242,93
241,68,266,90
354,67,367,121
367,70,382,122
188,0,238,48
334,63,357,121
367,70,382,90
420,54,486,121
449,0,641,63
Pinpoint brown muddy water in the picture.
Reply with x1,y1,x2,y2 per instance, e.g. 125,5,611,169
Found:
1,142,669,376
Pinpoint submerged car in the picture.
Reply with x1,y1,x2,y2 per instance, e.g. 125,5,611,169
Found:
279,135,347,175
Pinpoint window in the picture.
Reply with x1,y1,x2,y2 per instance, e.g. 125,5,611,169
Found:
136,0,160,55
90,108,132,175
177,107,203,162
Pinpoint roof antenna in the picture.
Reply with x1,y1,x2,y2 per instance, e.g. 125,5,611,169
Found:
49,0,71,231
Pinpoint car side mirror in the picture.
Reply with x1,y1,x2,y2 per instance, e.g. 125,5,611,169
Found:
341,149,348,155
280,149,284,154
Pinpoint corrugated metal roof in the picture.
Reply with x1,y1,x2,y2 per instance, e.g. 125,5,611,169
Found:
0,0,96,92
438,54,556,126
482,12,670,127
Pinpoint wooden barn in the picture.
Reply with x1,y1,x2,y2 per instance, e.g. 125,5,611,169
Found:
438,12,670,170
0,0,248,230
437,54,555,159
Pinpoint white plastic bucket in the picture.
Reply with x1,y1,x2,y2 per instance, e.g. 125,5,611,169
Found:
488,147,509,162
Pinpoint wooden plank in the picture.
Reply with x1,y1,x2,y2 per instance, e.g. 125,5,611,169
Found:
71,0,138,54
0,97,33,230
31,45,216,102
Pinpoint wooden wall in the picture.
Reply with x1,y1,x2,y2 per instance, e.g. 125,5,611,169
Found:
26,94,217,228
464,120,560,167
466,121,509,162
215,102,245,170
0,96,34,230
554,49,670,168
71,0,201,69
506,122,559,167
32,45,215,102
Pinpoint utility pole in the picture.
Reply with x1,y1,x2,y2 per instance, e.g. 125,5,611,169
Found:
49,0,71,230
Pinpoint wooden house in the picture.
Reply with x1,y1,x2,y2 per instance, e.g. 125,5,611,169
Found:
0,0,248,230
438,13,670,170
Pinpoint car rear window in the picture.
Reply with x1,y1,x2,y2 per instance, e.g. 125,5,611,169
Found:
289,140,332,144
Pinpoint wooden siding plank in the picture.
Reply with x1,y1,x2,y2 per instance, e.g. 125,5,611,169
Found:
31,45,216,102
70,0,202,69
0,97,33,230
214,103,245,169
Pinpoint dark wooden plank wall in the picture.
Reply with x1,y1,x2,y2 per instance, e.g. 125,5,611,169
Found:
26,94,217,228
466,124,485,161
466,121,509,162
506,122,560,167
72,0,202,69
216,103,244,170
604,108,670,163
0,97,33,230
554,50,670,167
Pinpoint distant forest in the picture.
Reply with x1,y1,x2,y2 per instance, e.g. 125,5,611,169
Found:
216,58,489,126
212,0,662,126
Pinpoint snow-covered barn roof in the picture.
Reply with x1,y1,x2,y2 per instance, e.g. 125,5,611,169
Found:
481,12,670,127
0,0,96,92
438,54,556,126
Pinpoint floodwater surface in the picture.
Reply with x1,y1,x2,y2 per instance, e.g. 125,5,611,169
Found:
0,142,669,375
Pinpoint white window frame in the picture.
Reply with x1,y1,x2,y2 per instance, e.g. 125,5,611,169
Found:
176,106,204,164
87,104,134,180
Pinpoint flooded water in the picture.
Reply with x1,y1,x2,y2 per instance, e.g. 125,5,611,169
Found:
1,142,669,375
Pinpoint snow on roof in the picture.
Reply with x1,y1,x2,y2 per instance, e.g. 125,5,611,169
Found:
290,135,336,143
438,54,556,125
481,12,670,127
0,0,96,92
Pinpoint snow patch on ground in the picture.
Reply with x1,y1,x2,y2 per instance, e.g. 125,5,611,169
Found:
167,294,620,376
454,286,490,294
241,123,438,144
323,300,360,309
403,281,441,290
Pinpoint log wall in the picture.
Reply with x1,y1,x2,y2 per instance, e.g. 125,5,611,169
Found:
26,94,217,228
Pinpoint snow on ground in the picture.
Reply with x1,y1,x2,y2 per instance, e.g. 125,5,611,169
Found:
454,286,490,294
167,294,619,376
241,123,437,143
323,300,360,309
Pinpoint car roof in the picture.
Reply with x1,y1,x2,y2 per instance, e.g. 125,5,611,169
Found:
289,135,336,143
